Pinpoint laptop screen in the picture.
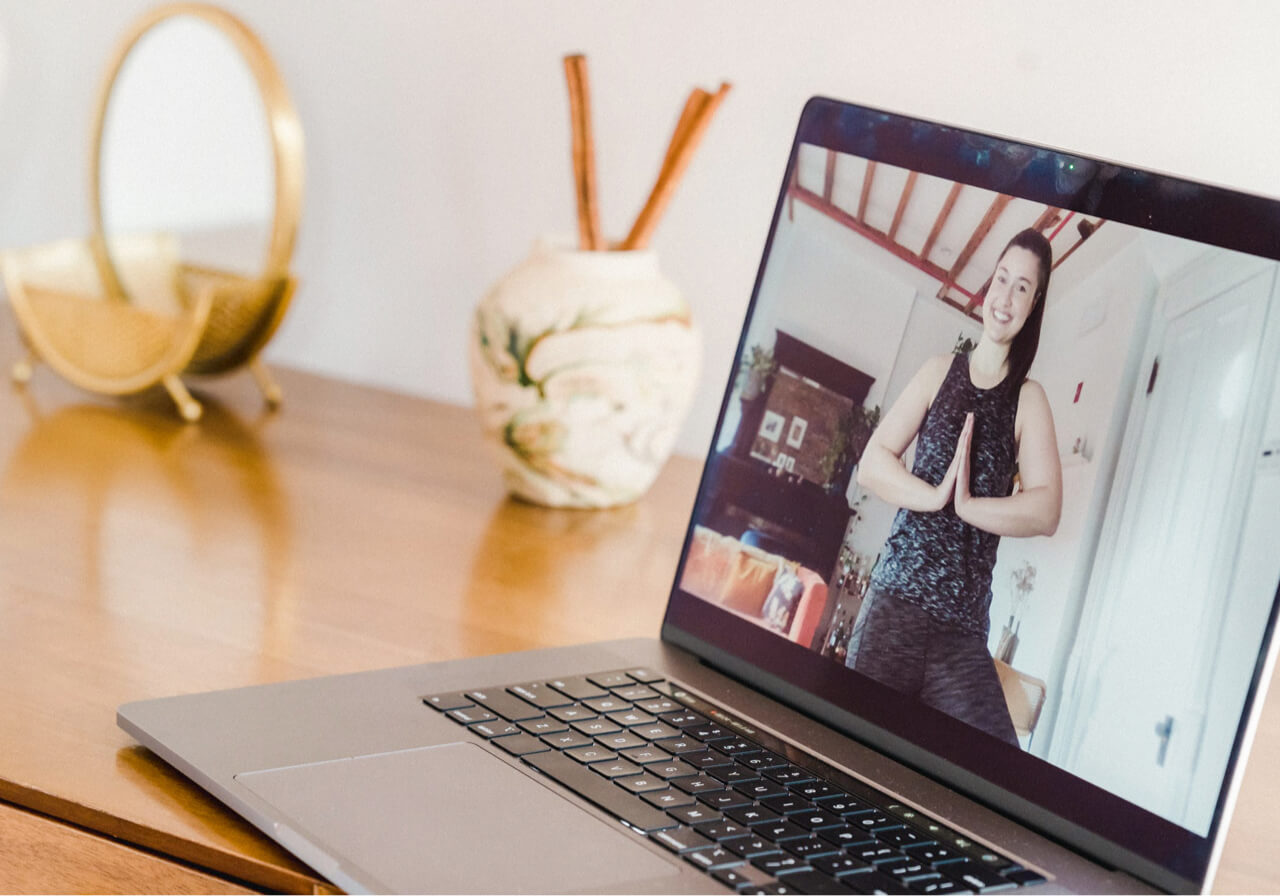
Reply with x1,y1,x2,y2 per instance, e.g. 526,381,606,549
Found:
663,96,1280,891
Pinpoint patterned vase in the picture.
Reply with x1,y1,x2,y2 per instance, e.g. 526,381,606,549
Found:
470,236,700,508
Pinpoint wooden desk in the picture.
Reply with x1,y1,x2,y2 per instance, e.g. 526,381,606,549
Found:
0,312,1276,893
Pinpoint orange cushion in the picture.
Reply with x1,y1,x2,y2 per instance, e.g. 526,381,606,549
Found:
719,547,777,616
679,526,735,601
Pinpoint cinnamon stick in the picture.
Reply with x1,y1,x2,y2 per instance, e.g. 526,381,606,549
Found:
563,54,604,250
622,81,731,250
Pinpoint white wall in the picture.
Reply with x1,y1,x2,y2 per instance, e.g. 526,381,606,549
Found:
3,1,1280,459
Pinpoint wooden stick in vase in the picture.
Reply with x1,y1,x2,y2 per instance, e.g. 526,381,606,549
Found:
622,81,731,250
563,54,604,250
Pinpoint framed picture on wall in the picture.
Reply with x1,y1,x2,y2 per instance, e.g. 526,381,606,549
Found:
787,417,808,448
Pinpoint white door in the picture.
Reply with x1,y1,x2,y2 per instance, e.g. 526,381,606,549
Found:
1062,266,1272,825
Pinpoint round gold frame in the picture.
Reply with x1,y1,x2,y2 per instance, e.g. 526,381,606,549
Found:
3,2,304,421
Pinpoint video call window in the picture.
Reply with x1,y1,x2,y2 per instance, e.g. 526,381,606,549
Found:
679,143,1280,836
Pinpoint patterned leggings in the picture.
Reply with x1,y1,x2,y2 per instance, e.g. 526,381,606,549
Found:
844,588,1018,747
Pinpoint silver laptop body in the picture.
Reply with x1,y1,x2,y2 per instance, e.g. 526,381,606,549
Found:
120,96,1280,895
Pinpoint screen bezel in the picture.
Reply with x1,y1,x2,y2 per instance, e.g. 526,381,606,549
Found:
660,95,1280,893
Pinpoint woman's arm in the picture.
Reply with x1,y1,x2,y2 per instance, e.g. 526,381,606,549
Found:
953,381,1062,537
856,355,957,513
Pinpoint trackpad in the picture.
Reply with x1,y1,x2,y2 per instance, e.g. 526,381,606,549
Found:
235,742,678,893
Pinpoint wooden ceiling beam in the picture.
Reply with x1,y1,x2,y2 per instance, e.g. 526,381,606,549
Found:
857,161,877,223
920,182,962,262
823,149,837,202
944,194,1012,294
1032,205,1062,233
790,184,982,318
888,171,918,243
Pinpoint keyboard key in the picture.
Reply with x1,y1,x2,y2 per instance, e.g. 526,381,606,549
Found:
851,843,898,863
722,833,782,859
911,878,969,894
660,710,708,727
592,759,643,778
761,794,815,815
685,845,745,871
621,746,673,765
548,676,609,701
540,730,593,750
700,790,754,811
877,827,930,848
812,854,872,877
549,704,596,723
684,749,734,769
902,844,962,865
755,819,810,842
688,723,734,742
766,765,815,785
564,745,616,764
849,812,897,832
422,692,472,711
784,835,839,860
634,722,683,741
468,720,520,739
588,671,636,689
615,774,669,794
726,804,782,827
518,717,568,736
596,731,648,751
709,766,760,786
652,825,714,854
491,733,550,756
507,681,573,708
643,788,696,810
751,853,808,876
792,781,842,801
695,818,750,841
940,860,1014,892
625,667,664,683
674,774,724,795
820,825,877,849
608,709,657,727
741,750,790,771
614,685,662,702
820,794,876,816
668,804,720,826
584,695,633,713
737,779,789,800
522,749,675,833
876,857,929,880
775,868,855,894
793,809,844,831
647,759,696,779
654,735,704,755
637,697,683,714
713,862,776,890
466,689,544,722
448,707,497,725
717,738,763,756
571,718,621,737
843,871,912,894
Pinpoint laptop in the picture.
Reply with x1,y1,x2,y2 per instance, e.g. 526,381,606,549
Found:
118,96,1280,894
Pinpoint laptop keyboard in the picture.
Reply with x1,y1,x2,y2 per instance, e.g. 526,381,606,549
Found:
424,669,1046,895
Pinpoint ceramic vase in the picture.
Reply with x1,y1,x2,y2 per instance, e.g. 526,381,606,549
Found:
470,236,700,508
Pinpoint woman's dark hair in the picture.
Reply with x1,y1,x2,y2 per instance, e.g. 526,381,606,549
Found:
998,228,1053,385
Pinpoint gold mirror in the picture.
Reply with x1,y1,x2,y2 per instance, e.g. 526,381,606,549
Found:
2,3,303,421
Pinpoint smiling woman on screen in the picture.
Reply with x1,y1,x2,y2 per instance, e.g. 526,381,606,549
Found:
848,228,1063,746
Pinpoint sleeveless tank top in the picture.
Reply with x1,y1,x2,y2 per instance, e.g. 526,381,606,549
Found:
868,352,1020,636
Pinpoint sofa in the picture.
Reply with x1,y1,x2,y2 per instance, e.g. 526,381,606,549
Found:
679,525,829,648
